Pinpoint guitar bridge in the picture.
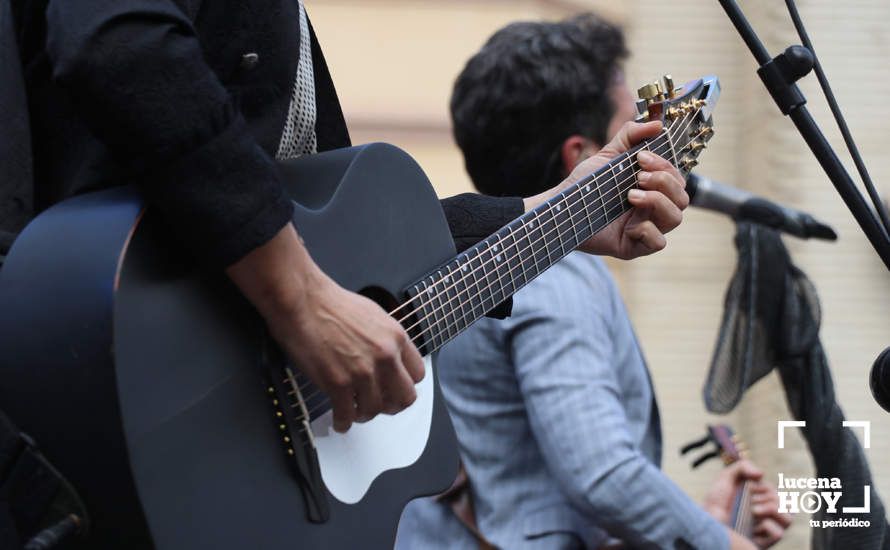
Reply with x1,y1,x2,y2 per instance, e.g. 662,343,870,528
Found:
265,360,330,523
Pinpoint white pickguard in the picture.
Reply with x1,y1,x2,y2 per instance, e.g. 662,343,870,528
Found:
309,355,435,504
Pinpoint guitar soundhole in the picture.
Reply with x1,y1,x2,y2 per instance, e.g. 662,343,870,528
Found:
359,286,399,312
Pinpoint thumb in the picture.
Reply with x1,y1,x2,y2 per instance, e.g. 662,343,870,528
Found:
599,120,664,158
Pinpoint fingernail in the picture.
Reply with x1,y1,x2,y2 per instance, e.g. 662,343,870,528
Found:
637,150,655,163
638,171,652,184
628,189,645,200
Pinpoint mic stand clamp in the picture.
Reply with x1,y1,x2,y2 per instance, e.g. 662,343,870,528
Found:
757,46,813,115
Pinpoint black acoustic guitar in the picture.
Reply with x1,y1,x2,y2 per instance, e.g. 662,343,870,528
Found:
0,76,719,548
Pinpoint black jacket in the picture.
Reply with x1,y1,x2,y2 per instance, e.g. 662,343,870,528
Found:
3,0,523,269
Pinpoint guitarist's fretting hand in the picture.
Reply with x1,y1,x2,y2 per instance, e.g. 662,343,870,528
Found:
524,120,688,260
703,460,791,549
228,121,685,433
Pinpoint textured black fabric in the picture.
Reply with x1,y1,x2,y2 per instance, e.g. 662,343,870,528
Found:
440,193,524,318
5,0,334,266
4,0,523,272
0,0,32,263
705,222,890,549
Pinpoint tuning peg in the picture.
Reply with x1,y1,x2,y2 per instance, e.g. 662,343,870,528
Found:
663,75,675,98
638,83,660,103
687,141,706,154
691,125,715,141
653,81,665,101
681,156,699,171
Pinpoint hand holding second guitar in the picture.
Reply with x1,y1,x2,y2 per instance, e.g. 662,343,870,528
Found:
703,460,791,549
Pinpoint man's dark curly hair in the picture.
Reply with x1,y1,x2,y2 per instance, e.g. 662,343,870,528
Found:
451,13,627,198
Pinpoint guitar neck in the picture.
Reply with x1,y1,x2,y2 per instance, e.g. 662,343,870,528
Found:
731,480,754,537
403,130,676,355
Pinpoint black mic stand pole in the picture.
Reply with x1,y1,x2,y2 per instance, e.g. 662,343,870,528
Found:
717,0,890,271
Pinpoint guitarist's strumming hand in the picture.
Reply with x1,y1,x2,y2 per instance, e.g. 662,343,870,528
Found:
703,460,791,549
524,120,688,260
227,224,425,433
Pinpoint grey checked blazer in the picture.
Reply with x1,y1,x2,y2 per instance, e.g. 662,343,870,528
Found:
396,253,728,549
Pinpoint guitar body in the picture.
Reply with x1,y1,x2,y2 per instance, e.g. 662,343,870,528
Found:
0,143,460,548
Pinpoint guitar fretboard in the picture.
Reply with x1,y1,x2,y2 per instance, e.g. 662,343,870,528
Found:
404,130,676,355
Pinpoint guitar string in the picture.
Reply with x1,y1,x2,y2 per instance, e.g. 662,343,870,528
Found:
385,109,701,326
737,480,753,535
289,112,707,410
290,120,708,407
732,477,752,534
290,128,708,414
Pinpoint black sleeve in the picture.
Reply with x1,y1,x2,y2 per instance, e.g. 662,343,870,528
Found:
45,1,292,267
440,193,524,319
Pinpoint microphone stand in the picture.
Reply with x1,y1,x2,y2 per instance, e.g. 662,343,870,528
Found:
717,0,890,271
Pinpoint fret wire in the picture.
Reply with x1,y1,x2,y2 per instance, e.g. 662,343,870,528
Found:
551,200,568,257
479,242,497,312
568,184,590,245
453,257,470,335
579,180,594,231
426,276,444,344
490,237,508,305
418,280,439,350
525,217,541,280
443,265,463,337
508,227,528,288
437,270,456,342
564,191,581,247
467,248,485,317
497,233,517,298
608,162,622,225
534,209,549,273
428,276,449,346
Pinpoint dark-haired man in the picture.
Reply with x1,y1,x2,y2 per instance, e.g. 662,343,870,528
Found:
397,14,789,550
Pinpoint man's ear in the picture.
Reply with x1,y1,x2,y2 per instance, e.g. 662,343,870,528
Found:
560,135,600,177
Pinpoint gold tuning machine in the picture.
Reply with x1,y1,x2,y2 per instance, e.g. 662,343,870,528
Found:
688,141,706,154
637,82,660,104
663,74,675,98
680,156,699,171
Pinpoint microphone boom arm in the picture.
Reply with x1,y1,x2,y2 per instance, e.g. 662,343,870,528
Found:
717,0,890,269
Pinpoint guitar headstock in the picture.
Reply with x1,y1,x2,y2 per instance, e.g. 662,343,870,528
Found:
709,424,747,466
680,423,747,468
634,74,720,178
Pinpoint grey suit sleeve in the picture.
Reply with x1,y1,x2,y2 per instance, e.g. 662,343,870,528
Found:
505,260,729,550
